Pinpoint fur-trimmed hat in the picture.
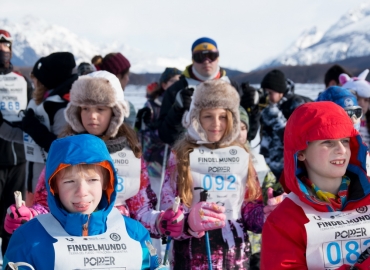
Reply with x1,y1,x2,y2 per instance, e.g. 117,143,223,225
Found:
340,69,370,98
64,70,129,138
182,80,240,146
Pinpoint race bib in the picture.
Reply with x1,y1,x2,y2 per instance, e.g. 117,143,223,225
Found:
289,193,370,269
0,73,27,122
23,99,50,163
110,148,141,205
189,146,249,220
36,208,143,270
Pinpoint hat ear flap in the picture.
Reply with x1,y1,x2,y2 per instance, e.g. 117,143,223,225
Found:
64,104,85,133
358,69,369,80
339,73,351,85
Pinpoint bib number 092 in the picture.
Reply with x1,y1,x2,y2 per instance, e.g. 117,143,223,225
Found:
202,174,236,191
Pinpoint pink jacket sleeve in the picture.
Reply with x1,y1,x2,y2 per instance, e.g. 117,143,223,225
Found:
125,158,161,237
160,152,193,240
32,167,50,214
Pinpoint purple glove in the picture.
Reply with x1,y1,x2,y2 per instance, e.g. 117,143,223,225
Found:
156,206,185,238
4,204,38,234
188,202,226,238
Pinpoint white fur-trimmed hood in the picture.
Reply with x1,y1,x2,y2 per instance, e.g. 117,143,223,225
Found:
182,80,240,146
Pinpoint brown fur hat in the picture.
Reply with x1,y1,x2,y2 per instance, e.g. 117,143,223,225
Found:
64,71,129,138
182,80,240,146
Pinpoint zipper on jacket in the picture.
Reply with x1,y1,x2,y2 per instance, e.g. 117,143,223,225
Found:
82,215,90,236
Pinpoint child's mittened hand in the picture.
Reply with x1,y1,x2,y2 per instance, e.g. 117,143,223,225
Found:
157,207,185,238
188,202,226,238
264,188,287,221
4,204,38,234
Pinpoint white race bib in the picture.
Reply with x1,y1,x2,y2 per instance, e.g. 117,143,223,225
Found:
0,72,27,122
23,99,50,163
36,208,143,270
189,146,249,220
289,193,370,269
110,148,141,205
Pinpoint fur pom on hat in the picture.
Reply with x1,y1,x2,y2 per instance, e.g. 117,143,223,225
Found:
64,70,129,138
340,69,370,98
182,80,240,146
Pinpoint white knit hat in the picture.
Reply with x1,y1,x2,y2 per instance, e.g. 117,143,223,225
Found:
64,70,129,138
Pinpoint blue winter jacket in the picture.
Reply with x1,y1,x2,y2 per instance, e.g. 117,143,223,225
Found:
3,134,152,270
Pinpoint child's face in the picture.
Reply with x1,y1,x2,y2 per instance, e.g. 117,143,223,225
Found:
239,122,248,145
199,108,227,143
81,106,113,136
298,138,351,183
55,165,106,214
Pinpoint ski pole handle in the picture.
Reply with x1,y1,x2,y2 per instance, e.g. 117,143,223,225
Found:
172,196,180,213
14,191,22,209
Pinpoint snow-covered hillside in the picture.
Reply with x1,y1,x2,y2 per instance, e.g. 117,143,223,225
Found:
259,3,370,69
1,16,189,73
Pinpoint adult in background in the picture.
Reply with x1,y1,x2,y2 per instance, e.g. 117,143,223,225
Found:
157,37,260,145
324,64,352,89
77,62,96,76
135,67,182,200
96,52,136,128
0,52,77,214
0,29,33,256
259,69,312,181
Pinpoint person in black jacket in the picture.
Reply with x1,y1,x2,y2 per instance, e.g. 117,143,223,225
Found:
157,37,261,145
0,29,33,256
259,69,312,181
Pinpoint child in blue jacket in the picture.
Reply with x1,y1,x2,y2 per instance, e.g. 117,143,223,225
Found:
3,134,156,270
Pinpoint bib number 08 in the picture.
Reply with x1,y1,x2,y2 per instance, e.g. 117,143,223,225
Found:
324,239,370,266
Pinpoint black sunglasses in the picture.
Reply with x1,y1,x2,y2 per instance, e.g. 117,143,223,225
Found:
192,51,219,64
344,106,363,119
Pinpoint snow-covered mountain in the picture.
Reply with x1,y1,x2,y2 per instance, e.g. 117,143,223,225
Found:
259,3,370,69
2,16,189,73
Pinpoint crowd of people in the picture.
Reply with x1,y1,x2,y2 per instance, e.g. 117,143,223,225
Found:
1,28,370,270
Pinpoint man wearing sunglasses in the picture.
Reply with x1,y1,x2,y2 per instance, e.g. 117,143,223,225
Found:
157,37,259,145
0,29,33,257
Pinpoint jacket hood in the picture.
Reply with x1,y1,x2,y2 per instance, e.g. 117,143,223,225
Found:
45,134,117,236
284,101,369,211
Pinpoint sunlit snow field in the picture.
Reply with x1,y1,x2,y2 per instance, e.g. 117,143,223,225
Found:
125,83,326,111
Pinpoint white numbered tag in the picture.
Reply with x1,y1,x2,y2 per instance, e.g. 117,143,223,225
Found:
0,73,27,122
189,146,249,220
110,148,141,205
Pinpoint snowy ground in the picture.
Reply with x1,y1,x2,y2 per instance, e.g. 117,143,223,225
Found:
125,83,325,112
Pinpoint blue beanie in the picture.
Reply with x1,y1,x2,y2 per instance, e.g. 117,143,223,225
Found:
191,37,218,52
316,86,358,108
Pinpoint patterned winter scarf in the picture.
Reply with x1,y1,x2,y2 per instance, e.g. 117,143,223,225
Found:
301,175,350,211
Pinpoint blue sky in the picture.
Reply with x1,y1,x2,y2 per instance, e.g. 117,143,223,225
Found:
2,0,369,72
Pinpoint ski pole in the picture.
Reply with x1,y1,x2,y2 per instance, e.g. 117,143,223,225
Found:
157,144,169,210
196,188,212,270
162,196,180,266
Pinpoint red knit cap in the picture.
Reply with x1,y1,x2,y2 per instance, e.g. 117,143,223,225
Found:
101,53,131,75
